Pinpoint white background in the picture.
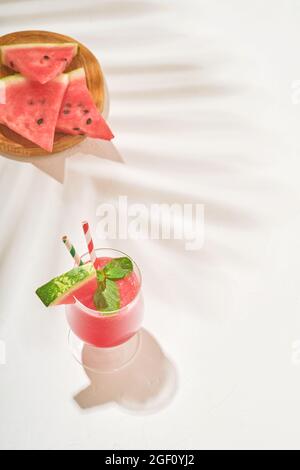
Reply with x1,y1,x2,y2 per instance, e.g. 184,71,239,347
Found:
1,0,300,450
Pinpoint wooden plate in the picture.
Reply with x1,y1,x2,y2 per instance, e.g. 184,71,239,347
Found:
0,30,105,157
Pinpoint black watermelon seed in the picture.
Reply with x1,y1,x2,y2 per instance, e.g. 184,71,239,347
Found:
37,118,44,125
83,109,89,114
10,61,14,68
86,118,92,125
44,55,50,60
63,109,70,115
73,127,80,131
79,133,85,136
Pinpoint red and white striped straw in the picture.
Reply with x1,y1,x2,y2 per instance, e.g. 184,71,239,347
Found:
82,221,97,268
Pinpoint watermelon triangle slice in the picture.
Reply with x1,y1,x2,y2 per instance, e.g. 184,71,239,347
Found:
56,68,114,140
0,73,68,152
0,43,78,84
36,263,95,307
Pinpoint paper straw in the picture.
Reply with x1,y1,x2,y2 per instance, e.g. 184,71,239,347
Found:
62,236,83,266
82,221,97,268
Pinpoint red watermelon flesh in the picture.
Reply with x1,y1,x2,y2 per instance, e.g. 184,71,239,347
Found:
0,79,5,104
56,67,114,140
1,43,78,84
0,73,68,152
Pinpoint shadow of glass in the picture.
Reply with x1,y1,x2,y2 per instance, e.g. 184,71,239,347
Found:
74,328,178,414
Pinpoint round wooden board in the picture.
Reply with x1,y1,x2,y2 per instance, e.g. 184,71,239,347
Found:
0,30,105,157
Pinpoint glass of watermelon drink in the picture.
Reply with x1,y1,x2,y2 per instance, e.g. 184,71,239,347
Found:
66,248,144,373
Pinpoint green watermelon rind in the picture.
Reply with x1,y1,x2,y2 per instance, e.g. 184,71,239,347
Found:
0,72,68,111
0,72,69,97
68,67,85,81
36,262,95,307
0,72,68,86
0,74,24,103
0,74,26,104
0,42,78,63
0,74,25,85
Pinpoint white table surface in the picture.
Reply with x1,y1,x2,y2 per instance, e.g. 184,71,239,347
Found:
1,0,300,450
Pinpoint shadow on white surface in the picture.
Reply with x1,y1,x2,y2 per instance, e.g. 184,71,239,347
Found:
1,0,166,23
74,329,178,414
106,63,202,75
113,83,241,101
0,140,124,183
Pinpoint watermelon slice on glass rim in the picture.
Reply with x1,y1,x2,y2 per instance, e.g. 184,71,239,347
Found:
56,67,114,141
36,263,96,307
0,43,78,84
0,73,68,152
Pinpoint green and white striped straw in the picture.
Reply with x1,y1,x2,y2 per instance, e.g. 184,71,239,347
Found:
62,235,83,266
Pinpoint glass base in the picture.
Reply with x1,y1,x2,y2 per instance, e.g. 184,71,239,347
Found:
68,330,141,374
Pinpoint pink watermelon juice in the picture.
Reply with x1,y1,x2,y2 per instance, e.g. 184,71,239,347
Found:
66,255,143,348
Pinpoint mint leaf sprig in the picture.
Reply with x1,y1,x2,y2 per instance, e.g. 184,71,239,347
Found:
93,257,133,314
